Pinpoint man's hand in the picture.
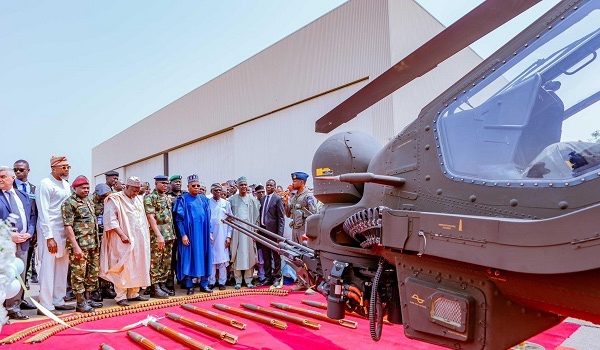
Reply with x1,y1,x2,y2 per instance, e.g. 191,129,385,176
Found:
47,238,58,254
73,246,84,260
10,231,26,244
182,235,190,246
225,237,231,248
156,235,165,250
119,233,130,244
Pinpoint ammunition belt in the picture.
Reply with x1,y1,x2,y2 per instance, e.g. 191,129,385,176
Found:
343,206,388,248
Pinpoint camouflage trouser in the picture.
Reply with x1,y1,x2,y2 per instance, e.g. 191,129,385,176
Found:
150,238,174,284
68,247,100,295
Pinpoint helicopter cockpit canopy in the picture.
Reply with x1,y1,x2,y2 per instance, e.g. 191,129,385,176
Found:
437,1,600,185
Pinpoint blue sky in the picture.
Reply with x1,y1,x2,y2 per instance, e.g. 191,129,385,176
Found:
1,0,559,185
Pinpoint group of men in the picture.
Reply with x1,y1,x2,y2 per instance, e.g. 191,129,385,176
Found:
0,155,318,320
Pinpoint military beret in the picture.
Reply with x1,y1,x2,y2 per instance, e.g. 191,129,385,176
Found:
95,183,111,196
71,175,89,188
154,175,169,181
169,175,182,182
104,170,119,177
291,172,309,181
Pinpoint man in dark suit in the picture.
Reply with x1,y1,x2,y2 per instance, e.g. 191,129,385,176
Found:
258,179,286,286
13,159,38,289
0,166,37,320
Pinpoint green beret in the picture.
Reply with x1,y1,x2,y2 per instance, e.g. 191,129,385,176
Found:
169,175,182,182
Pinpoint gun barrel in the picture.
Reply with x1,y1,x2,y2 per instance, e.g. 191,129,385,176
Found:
224,213,314,254
127,331,166,350
166,312,238,344
241,304,321,329
181,304,246,330
148,321,213,350
224,220,282,253
213,304,287,330
270,302,358,329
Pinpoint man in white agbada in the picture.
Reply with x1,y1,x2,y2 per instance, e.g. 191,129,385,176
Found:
208,183,232,290
36,156,75,314
228,176,259,289
99,176,151,306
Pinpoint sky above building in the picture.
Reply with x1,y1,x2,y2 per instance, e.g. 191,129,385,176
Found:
1,0,560,185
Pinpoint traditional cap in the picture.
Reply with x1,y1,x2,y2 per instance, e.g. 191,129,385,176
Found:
210,183,222,191
71,175,89,188
199,182,206,190
187,174,199,184
169,175,182,182
236,176,248,185
95,183,111,196
105,170,119,177
227,180,236,187
154,175,169,181
50,156,68,167
291,171,309,181
255,184,265,192
126,176,142,187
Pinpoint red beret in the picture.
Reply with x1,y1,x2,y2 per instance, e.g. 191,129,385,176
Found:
72,175,89,188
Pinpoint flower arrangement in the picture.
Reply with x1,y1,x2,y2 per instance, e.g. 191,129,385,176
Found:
0,219,18,331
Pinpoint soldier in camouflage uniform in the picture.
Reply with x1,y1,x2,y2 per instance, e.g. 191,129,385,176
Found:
286,172,318,244
145,175,176,298
165,174,183,290
62,176,103,313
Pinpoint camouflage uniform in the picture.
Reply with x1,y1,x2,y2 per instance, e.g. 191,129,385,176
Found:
287,188,318,244
145,190,176,284
61,193,100,295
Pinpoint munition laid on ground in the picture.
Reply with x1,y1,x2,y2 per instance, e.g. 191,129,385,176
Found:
127,331,166,350
181,304,246,330
213,304,287,330
99,343,117,350
147,321,213,350
241,303,321,329
166,312,238,344
301,299,327,310
271,302,358,329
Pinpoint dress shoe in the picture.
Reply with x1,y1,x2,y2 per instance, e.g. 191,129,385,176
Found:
54,304,76,311
246,283,255,289
199,286,213,294
63,290,75,302
143,287,151,295
20,300,36,310
234,284,241,290
150,284,169,299
159,283,175,296
186,288,195,295
116,299,130,307
218,285,226,291
90,290,103,302
37,309,62,316
101,286,117,299
127,295,149,302
8,311,29,320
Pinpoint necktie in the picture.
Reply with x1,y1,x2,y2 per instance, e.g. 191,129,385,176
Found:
21,183,27,193
261,194,271,226
6,191,24,232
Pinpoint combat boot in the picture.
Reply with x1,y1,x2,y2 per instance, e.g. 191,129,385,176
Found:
84,291,103,308
150,284,169,299
75,293,93,313
159,283,175,296
90,290,103,302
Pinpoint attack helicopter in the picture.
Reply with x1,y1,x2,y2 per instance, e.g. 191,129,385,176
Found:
225,0,600,348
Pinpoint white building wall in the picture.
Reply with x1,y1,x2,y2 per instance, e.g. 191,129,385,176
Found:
123,155,164,184
168,131,235,187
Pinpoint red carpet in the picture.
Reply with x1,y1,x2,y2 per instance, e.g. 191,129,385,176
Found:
0,291,579,349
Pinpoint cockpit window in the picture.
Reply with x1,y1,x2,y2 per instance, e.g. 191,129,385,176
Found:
437,2,600,185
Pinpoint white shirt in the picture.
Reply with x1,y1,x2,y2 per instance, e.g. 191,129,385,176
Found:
6,188,27,232
36,176,71,240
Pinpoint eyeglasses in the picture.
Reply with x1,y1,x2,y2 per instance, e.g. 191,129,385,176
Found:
13,168,28,172
52,165,71,170
190,184,201,188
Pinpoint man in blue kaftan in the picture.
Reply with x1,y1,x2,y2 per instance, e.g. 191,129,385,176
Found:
173,174,213,294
